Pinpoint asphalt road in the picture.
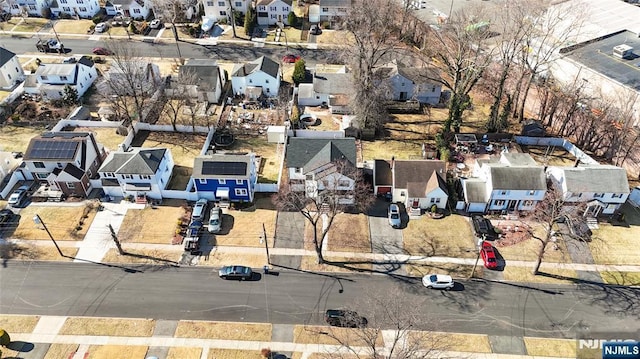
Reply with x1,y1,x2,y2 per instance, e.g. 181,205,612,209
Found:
1,261,639,338
0,36,340,65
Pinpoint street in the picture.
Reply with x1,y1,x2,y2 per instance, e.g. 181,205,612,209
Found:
0,36,340,65
1,261,639,338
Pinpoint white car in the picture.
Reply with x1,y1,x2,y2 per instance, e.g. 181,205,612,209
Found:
8,185,30,206
149,19,162,29
388,203,401,228
207,207,222,233
94,22,108,33
422,274,455,290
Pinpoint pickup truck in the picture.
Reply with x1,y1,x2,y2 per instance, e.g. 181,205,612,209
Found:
183,220,202,253
36,39,64,53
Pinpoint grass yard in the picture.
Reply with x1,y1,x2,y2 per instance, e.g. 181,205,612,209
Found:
405,262,479,278
316,30,354,45
167,347,202,359
230,135,281,183
102,248,182,265
44,344,79,359
502,266,578,284
133,131,206,167
207,349,264,359
590,204,640,265
87,345,149,359
13,204,99,241
361,139,424,162
519,145,576,166
0,18,21,31
494,228,571,263
403,214,476,258
0,125,46,153
59,317,155,336
524,337,577,357
218,201,276,247
0,90,11,102
175,320,271,341
0,315,40,333
198,252,267,268
167,165,192,190
107,26,130,37
293,325,383,347
73,126,126,152
14,18,48,32
600,271,640,286
54,19,94,34
300,255,373,272
117,205,187,244
411,332,492,353
326,213,371,252
0,242,78,261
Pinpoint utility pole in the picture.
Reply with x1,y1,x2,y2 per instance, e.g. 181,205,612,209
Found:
33,214,64,257
261,222,270,264
108,224,126,255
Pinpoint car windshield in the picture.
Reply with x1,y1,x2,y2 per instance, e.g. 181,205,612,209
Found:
488,258,496,262
209,218,219,225
390,213,399,219
429,275,438,282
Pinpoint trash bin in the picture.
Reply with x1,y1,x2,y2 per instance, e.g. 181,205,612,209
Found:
263,265,269,274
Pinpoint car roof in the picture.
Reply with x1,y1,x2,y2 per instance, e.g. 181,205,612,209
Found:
429,274,452,282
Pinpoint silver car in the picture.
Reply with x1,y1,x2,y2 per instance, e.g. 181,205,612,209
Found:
388,204,401,228
422,274,454,290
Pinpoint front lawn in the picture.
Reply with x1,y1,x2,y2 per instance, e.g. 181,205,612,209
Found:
13,204,99,241
589,203,640,265
117,202,187,244
326,213,371,252
403,214,476,258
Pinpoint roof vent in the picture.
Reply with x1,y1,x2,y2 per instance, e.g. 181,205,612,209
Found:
613,44,633,59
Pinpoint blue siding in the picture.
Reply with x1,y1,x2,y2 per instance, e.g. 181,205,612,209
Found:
194,178,254,202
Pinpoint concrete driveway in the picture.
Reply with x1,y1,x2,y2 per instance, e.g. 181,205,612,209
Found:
273,211,306,268
368,200,406,274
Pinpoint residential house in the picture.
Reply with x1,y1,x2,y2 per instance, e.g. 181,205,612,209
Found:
373,158,448,210
231,56,281,99
319,0,350,24
546,165,630,216
202,0,249,23
286,138,357,204
192,153,258,203
0,151,21,194
297,65,352,114
50,0,100,18
377,62,441,104
105,0,152,18
98,148,174,200
0,47,24,90
461,153,547,213
24,57,97,100
4,0,49,16
255,0,291,26
23,132,106,198
171,59,226,105
99,60,161,96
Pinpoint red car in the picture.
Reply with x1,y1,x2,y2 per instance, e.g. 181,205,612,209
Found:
282,54,301,63
92,47,112,55
480,241,498,269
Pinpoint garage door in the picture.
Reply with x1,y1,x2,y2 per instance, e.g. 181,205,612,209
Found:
467,202,487,213
376,186,391,195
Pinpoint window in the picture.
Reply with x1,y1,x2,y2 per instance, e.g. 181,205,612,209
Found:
29,5,36,10
219,10,226,16
36,173,49,179
338,180,349,187
495,200,505,206
306,174,313,180
198,179,207,184
60,76,68,81
123,174,133,179
523,200,534,207
528,190,536,196
265,79,269,83
133,8,140,13
235,179,243,185
249,79,252,83
34,162,45,169
105,172,115,178
218,1,225,5
77,0,83,3
60,0,67,3
430,198,441,203
57,163,63,168
206,1,214,6
612,193,624,198
270,6,276,11
321,7,328,12
500,191,507,195
266,88,270,93
15,67,19,72
79,7,86,11
218,179,226,184
63,6,70,11
432,86,436,92
235,1,241,7
40,75,48,81
140,175,150,180
7,74,11,80
11,4,19,9
400,191,405,196
66,182,75,189
594,193,604,198
235,188,248,196
294,168,301,173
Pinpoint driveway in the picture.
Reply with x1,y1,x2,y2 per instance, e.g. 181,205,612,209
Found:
273,211,306,268
368,200,405,274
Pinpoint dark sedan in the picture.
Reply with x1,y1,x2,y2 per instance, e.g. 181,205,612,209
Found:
218,265,253,280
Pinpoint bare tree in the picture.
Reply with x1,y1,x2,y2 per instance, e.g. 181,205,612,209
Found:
99,40,163,126
150,0,196,60
421,8,494,134
162,68,200,131
272,160,374,264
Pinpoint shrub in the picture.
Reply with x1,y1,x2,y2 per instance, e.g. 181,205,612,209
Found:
92,14,103,24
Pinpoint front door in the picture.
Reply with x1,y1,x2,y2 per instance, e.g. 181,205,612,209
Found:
508,200,517,211
399,92,408,101
412,199,419,208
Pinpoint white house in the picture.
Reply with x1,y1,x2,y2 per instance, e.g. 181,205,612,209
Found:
546,165,630,216
231,56,281,99
0,47,24,90
319,0,350,23
6,0,49,16
105,0,152,18
373,159,448,210
255,0,291,26
286,137,357,204
461,153,547,213
50,0,100,18
378,62,442,104
297,65,352,114
98,148,174,200
202,0,250,23
27,57,97,100
172,59,226,105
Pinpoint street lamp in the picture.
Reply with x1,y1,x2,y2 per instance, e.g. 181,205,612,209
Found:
33,214,64,257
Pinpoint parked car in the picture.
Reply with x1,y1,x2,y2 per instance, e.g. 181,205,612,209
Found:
208,207,222,233
480,241,498,269
422,274,454,290
149,19,162,29
472,215,497,240
8,185,30,206
191,199,208,221
310,24,322,35
0,208,14,227
92,47,112,55
388,203,401,228
325,309,367,328
282,54,301,63
218,265,253,280
94,22,108,33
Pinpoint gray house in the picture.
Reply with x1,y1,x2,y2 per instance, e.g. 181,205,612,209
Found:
377,62,442,104
170,59,227,105
297,65,353,114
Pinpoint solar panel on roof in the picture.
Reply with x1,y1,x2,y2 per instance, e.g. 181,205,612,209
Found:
201,161,247,176
30,140,78,160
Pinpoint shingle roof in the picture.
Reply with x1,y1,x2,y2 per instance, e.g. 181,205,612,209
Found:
180,59,221,91
560,165,630,193
62,163,85,180
500,153,538,167
319,0,351,6
0,47,16,67
489,167,546,191
99,148,166,175
286,138,356,170
407,171,447,197
374,159,392,186
232,56,279,79
392,160,446,189
396,67,426,83
313,72,353,94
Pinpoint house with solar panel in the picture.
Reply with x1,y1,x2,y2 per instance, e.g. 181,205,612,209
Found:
23,132,106,198
24,57,97,100
285,137,357,204
231,56,281,99
192,153,258,203
97,148,174,201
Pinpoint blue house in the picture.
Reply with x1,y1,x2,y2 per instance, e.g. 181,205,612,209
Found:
192,153,258,203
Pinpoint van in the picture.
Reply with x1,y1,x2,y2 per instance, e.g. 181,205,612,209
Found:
191,199,208,221
208,206,222,233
